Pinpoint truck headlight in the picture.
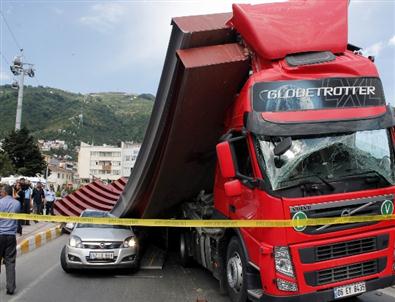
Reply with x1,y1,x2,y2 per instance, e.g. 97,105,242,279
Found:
274,246,295,278
123,236,137,248
276,279,298,292
69,235,83,248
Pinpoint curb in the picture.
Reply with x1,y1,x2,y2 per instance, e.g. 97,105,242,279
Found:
17,225,63,256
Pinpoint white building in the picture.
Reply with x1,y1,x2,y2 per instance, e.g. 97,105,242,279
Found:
47,165,74,191
78,142,140,182
38,139,68,151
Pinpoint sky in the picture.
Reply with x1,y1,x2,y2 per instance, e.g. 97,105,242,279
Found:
0,0,394,99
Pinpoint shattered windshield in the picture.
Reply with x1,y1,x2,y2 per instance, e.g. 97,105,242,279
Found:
256,129,395,191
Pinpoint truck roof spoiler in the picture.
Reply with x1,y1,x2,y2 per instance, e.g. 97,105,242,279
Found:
228,1,348,60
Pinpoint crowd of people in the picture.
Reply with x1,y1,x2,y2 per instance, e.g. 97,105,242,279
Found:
10,178,57,234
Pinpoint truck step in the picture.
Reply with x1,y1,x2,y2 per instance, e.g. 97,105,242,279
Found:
140,245,166,270
247,289,264,300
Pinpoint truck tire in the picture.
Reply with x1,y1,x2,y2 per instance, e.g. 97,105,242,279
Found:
226,237,248,302
60,246,72,273
179,231,192,267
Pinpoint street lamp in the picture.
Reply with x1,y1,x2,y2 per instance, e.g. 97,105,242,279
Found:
9,52,35,131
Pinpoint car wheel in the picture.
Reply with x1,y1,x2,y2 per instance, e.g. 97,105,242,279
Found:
131,255,140,273
179,231,192,267
60,246,72,273
225,237,248,302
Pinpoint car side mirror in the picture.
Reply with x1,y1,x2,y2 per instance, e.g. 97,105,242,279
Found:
216,141,236,178
64,222,75,233
274,137,292,156
224,179,242,197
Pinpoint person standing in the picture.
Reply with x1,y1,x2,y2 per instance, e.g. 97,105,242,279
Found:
19,179,32,225
60,185,68,199
31,182,45,216
45,185,56,215
12,182,23,235
0,184,21,295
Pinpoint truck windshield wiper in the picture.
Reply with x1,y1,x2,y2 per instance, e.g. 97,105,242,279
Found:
310,174,335,191
339,169,389,184
280,174,334,191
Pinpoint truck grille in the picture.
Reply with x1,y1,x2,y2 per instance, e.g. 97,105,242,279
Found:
317,238,375,261
299,234,389,263
304,258,386,286
289,195,393,234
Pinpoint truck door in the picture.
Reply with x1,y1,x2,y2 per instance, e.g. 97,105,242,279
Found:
228,134,259,222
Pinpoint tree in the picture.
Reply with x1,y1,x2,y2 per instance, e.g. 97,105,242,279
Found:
2,127,46,176
0,151,15,176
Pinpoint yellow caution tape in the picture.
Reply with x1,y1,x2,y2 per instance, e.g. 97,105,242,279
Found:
0,212,395,228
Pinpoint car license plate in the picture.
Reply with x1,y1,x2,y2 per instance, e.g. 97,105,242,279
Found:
334,282,366,299
89,252,114,260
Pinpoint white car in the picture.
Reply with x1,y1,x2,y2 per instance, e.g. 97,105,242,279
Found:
60,209,138,272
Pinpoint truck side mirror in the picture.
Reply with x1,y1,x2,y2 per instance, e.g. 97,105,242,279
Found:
274,137,292,156
224,179,242,197
216,141,236,178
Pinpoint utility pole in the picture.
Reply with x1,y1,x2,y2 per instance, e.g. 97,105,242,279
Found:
10,51,35,131
15,68,25,130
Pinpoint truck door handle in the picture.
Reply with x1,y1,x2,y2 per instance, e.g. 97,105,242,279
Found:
229,205,236,213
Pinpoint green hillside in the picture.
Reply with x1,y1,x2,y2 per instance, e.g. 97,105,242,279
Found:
0,85,154,152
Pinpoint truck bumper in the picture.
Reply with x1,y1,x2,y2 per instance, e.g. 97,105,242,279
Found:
251,276,395,302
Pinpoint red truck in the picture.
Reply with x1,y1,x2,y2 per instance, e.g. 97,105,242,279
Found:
112,1,395,301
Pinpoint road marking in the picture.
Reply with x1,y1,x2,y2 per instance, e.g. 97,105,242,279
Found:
9,263,58,302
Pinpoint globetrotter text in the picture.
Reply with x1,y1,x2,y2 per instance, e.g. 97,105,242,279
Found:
260,85,376,100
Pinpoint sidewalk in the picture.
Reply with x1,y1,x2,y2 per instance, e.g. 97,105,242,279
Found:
16,221,63,256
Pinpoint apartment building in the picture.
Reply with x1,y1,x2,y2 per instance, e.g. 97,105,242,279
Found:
77,142,140,182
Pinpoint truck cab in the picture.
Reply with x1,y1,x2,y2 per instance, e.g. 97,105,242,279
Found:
212,3,395,301
215,52,395,301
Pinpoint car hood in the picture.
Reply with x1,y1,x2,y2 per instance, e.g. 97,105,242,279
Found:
71,227,134,242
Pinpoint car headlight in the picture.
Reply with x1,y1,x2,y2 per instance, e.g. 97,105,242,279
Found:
69,235,83,248
274,246,295,278
123,236,137,248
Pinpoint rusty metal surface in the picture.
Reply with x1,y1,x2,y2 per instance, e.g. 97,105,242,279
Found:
140,54,249,218
173,13,235,49
55,178,126,216
177,43,247,68
172,13,231,32
112,13,249,219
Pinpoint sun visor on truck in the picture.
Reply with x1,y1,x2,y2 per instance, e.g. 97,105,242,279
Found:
246,76,395,136
228,1,348,60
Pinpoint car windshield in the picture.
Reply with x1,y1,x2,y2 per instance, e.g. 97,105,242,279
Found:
256,129,395,191
76,211,128,229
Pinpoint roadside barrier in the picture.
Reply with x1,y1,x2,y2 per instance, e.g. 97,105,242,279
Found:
0,212,395,228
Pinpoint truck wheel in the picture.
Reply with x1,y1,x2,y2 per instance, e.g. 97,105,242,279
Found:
226,237,248,302
179,231,192,267
60,246,72,273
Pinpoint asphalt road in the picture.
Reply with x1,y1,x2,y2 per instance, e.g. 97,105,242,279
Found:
1,235,395,302
0,235,228,302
